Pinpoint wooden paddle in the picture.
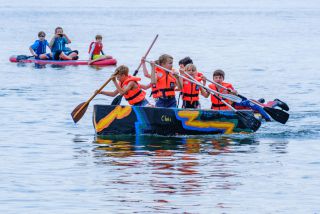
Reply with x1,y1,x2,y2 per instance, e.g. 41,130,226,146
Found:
111,34,159,105
71,75,115,123
146,61,261,131
205,77,289,124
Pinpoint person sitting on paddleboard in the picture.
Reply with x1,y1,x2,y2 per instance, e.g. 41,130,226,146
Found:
88,34,112,65
49,26,78,60
177,64,207,109
202,69,237,110
142,54,180,108
98,65,150,107
29,31,52,60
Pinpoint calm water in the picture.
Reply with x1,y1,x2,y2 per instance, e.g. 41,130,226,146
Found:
1,0,320,213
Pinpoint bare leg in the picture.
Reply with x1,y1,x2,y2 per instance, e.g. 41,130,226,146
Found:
89,55,112,65
59,52,73,60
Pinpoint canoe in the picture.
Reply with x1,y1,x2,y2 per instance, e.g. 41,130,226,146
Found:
9,55,117,66
93,105,261,136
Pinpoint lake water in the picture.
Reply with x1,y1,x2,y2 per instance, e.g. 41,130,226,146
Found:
0,0,319,213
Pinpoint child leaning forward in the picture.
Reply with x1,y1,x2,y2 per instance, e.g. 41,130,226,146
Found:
98,65,150,106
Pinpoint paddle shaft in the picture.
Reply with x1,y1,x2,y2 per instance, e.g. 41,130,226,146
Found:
204,77,266,107
146,60,240,108
111,35,159,106
133,34,158,76
73,77,113,118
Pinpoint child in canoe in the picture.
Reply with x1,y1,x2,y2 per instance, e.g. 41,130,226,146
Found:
179,56,206,85
49,26,78,60
29,31,52,59
88,34,112,65
177,63,207,109
142,54,180,108
99,65,150,106
202,69,237,110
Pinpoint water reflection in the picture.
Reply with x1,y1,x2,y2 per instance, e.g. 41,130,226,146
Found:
91,135,260,197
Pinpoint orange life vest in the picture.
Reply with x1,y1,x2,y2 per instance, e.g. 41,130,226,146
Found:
209,82,234,110
88,42,103,55
120,76,146,105
182,76,201,102
151,67,176,98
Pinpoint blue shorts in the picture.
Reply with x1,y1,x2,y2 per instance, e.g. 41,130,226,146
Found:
156,97,177,108
35,53,52,60
133,99,149,107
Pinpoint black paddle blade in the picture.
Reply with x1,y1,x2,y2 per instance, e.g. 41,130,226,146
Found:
16,55,32,61
111,95,123,105
263,107,289,124
71,102,89,123
236,111,261,132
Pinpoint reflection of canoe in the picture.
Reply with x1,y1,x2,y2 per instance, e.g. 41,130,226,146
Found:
9,55,117,66
93,105,261,136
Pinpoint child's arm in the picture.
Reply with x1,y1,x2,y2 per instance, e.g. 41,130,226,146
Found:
63,33,71,44
176,76,183,91
200,87,208,97
141,57,151,78
49,35,57,48
29,46,37,57
113,79,135,95
88,43,95,60
202,87,210,98
150,61,157,84
101,49,105,55
99,89,119,97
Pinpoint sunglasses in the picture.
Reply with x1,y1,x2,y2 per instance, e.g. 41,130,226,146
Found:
39,35,45,37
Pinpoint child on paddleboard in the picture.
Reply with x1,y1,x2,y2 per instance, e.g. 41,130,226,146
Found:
49,26,78,60
29,31,52,60
98,65,150,106
88,34,112,65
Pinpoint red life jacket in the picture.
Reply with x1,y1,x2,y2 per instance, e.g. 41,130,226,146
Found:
120,76,146,105
151,67,176,98
209,82,234,110
197,72,203,78
88,42,103,55
182,76,201,102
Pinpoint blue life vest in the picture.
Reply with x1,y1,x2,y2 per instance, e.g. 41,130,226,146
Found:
31,40,49,55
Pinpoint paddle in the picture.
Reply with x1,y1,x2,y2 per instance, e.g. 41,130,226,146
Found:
71,75,115,123
111,34,159,106
205,78,289,124
16,55,34,61
145,61,242,103
146,61,261,131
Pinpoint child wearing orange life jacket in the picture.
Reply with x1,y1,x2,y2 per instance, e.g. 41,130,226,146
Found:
203,69,237,110
99,65,150,106
178,64,207,109
178,56,206,85
88,35,112,65
149,54,180,108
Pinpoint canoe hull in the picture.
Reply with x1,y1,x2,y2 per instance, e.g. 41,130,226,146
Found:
9,55,117,66
93,105,260,136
